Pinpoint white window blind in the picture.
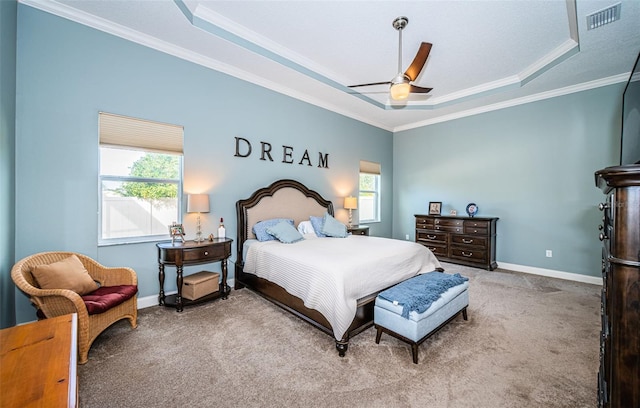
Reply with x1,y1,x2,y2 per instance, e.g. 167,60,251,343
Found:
360,160,381,175
99,112,183,154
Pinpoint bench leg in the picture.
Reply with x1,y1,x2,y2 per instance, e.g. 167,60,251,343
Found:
411,344,419,364
375,325,383,344
462,307,468,321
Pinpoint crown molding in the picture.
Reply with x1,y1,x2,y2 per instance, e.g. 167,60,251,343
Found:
394,73,629,132
19,0,392,131
20,0,618,133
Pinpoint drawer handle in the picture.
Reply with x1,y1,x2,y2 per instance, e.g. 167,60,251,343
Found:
462,251,473,257
598,233,607,241
427,235,436,239
462,238,474,244
204,251,209,256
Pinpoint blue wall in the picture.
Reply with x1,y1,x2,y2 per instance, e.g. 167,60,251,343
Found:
393,85,622,277
0,0,17,329
11,4,622,324
14,6,393,323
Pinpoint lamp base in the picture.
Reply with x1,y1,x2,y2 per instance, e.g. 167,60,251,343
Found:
348,209,353,228
194,216,205,242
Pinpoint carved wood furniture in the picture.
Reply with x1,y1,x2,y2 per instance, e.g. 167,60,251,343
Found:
415,214,498,270
595,164,640,408
1,314,78,407
157,238,232,312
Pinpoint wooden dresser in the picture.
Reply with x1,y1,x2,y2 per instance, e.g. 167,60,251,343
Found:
0,313,78,407
595,165,640,408
415,214,498,270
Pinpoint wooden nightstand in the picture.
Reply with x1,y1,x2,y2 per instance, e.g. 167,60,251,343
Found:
157,238,232,312
347,225,369,236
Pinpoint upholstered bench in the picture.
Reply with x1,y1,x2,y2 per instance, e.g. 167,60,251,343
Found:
374,271,469,364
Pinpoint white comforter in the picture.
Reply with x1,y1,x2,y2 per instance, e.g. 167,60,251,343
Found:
243,234,442,340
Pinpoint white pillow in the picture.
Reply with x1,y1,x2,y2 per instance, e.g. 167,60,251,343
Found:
297,220,316,235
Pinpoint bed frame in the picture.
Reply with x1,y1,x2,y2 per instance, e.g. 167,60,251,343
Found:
235,179,378,357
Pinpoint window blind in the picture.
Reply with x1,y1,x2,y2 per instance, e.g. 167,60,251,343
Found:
99,112,183,154
359,160,381,175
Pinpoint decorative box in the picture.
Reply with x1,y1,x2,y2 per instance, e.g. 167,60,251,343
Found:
182,271,219,300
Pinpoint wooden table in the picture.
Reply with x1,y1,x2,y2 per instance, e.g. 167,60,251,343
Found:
157,238,232,311
0,314,78,407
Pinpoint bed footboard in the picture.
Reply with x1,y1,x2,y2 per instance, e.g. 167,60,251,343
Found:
235,262,376,356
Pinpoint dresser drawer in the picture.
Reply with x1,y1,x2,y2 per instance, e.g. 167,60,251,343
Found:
450,247,487,263
415,217,434,229
450,234,487,248
464,220,489,229
434,218,464,227
182,245,227,262
417,242,447,257
434,224,463,233
416,231,447,244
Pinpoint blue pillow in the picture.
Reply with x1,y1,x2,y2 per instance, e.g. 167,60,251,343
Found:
253,218,294,242
309,215,327,237
321,213,347,238
266,221,304,244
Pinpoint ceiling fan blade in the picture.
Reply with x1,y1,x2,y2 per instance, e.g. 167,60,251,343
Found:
409,85,433,94
348,81,392,88
404,42,432,82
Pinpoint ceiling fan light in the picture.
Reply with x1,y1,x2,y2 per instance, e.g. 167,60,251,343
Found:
390,82,411,100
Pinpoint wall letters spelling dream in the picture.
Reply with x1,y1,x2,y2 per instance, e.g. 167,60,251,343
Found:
234,137,329,169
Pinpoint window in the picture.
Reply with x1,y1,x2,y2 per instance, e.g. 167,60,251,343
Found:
99,112,183,244
359,160,381,223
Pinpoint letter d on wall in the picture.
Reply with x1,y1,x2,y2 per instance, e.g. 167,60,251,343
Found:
234,137,252,158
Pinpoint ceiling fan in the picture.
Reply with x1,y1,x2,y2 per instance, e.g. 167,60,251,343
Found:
349,16,432,101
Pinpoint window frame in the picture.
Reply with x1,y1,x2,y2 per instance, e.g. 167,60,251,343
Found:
98,150,184,246
358,172,381,224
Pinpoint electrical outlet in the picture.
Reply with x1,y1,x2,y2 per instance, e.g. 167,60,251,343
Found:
405,234,410,240
546,250,552,258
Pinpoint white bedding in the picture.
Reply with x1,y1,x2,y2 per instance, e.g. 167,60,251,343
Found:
243,234,442,340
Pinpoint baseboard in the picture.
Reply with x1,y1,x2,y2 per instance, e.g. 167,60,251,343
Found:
498,262,602,286
137,278,237,309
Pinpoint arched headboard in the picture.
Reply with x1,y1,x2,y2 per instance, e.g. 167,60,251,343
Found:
235,179,334,269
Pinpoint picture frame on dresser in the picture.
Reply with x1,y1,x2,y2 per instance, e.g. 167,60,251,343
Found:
428,202,442,215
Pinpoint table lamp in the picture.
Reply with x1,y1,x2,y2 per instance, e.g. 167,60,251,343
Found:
187,194,210,242
344,196,357,228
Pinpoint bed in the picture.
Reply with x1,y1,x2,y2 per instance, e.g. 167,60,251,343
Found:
235,179,442,357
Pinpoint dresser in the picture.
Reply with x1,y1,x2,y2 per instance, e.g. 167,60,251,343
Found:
0,314,78,407
595,165,640,408
415,214,498,270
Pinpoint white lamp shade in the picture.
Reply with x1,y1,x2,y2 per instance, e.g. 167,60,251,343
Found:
344,196,358,210
187,194,210,213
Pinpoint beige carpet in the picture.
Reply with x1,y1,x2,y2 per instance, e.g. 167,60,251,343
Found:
78,263,601,407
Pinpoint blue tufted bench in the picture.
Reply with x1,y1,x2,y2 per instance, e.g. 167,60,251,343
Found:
374,272,469,364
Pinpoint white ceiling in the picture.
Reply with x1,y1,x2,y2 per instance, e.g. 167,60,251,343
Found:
22,0,640,132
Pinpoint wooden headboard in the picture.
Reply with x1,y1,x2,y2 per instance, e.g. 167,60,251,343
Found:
235,179,334,268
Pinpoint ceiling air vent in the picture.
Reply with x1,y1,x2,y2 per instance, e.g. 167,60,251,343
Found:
587,2,621,30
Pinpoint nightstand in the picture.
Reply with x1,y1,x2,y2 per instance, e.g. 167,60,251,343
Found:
156,238,232,312
347,225,369,236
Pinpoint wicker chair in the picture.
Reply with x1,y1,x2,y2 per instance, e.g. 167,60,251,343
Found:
11,251,138,364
